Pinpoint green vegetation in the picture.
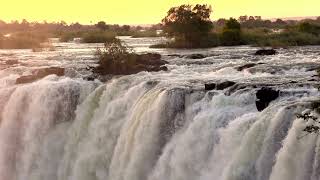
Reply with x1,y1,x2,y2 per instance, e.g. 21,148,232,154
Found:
242,23,320,47
151,7,320,49
95,21,109,31
59,32,81,42
81,31,117,43
95,39,132,74
220,18,242,46
160,4,215,48
0,10,319,49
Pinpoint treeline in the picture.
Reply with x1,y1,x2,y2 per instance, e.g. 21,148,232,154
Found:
150,4,320,48
0,19,161,36
1,6,320,49
215,16,320,29
0,19,162,49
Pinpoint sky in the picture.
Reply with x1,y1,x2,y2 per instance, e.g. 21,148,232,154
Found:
0,0,319,25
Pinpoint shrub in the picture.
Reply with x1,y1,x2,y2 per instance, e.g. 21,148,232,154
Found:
220,29,242,46
59,33,75,42
95,39,135,74
257,31,320,47
298,22,320,35
220,18,242,46
150,33,219,49
95,39,167,75
81,31,117,43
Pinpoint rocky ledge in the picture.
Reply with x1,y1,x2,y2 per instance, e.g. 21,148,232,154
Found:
94,53,168,75
255,49,277,56
16,67,65,84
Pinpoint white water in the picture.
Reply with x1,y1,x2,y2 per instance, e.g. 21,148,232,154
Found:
0,38,319,180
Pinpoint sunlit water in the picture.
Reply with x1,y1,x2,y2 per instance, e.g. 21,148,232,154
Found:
0,37,319,180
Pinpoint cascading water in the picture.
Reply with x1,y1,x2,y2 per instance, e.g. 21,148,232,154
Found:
0,74,319,180
0,38,319,180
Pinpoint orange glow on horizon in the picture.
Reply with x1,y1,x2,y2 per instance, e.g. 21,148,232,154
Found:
0,0,319,24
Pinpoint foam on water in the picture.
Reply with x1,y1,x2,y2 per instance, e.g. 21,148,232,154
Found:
0,40,319,180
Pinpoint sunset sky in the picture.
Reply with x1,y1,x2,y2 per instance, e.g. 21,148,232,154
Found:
0,0,319,24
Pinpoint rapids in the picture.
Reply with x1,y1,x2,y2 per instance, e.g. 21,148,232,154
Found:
0,37,319,180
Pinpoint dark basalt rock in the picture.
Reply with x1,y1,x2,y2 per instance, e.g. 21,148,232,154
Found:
205,83,216,90
216,81,236,90
136,53,163,65
168,54,183,58
83,75,96,81
186,54,206,59
16,67,65,84
255,49,277,56
205,81,236,91
306,66,320,72
236,63,257,71
256,87,280,111
95,53,168,75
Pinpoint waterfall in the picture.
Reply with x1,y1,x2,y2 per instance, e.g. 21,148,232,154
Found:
0,74,319,180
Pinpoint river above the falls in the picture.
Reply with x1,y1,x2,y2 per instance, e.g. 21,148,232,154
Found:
0,37,319,180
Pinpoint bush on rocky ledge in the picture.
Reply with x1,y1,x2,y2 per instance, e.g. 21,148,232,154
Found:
94,39,168,75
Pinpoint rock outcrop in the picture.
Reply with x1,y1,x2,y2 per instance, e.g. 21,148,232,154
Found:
95,53,168,75
236,63,257,71
205,81,236,91
256,87,280,111
186,54,206,59
255,49,277,56
16,67,65,84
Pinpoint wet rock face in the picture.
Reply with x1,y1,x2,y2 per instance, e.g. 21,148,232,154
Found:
255,49,277,56
205,81,236,91
16,67,65,84
205,83,216,91
95,53,168,75
236,63,257,71
216,81,236,90
186,54,206,59
256,87,280,111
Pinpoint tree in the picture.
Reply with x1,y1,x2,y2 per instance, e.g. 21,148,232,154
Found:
275,19,287,27
221,18,242,46
216,18,227,26
298,22,320,35
161,4,213,46
238,16,248,23
96,21,109,31
122,25,131,32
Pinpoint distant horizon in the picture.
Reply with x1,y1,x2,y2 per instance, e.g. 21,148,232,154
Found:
1,0,320,25
1,16,319,26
